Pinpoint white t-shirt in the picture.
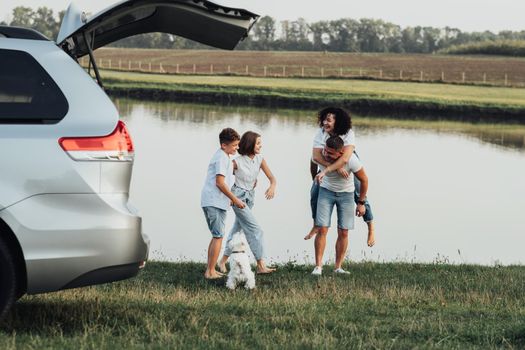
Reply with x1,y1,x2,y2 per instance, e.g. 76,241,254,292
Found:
312,128,356,149
201,149,234,210
319,154,363,193
233,154,264,190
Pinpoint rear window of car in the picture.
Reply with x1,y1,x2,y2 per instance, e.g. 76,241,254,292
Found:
0,49,68,124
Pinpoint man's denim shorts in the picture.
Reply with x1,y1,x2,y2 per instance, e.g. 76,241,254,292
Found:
202,206,226,238
315,186,355,230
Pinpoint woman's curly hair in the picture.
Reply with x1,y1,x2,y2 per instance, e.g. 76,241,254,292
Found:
317,107,352,136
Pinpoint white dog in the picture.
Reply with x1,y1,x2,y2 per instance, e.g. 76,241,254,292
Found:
225,232,256,290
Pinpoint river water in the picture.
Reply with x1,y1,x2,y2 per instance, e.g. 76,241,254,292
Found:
116,98,525,266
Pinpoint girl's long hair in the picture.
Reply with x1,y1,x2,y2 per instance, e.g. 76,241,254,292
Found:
238,131,261,156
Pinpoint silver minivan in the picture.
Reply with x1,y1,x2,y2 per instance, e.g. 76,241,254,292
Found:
0,0,258,318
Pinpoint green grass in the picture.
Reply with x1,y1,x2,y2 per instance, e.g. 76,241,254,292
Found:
1,261,524,349
441,40,525,57
102,70,525,108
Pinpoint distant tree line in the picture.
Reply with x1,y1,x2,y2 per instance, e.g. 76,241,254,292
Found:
440,40,525,56
5,7,65,40
6,7,525,54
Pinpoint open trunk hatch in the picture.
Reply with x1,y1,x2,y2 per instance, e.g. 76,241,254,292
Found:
57,0,259,57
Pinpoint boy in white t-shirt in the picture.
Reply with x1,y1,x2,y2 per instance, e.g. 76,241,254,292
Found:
311,135,369,276
201,128,246,280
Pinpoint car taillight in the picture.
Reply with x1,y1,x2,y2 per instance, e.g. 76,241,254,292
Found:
59,120,134,161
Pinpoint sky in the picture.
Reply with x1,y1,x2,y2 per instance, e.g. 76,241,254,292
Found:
2,0,525,33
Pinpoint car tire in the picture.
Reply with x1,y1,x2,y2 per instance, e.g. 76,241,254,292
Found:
0,238,17,320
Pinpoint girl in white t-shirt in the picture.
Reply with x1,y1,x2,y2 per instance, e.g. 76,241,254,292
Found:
305,107,375,247
218,131,277,274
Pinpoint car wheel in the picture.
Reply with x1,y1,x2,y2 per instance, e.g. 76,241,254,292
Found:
0,238,17,320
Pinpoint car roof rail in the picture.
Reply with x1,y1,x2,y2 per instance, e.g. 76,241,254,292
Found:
0,26,49,41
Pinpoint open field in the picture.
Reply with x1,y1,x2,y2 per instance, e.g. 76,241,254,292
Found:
92,48,525,87
1,261,524,349
101,70,525,121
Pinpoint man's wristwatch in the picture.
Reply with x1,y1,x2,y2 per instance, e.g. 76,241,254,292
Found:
357,200,366,205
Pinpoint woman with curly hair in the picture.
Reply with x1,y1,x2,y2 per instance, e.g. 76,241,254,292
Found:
305,107,375,248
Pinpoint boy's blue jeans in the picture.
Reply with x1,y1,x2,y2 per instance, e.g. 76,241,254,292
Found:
224,185,265,260
310,177,374,223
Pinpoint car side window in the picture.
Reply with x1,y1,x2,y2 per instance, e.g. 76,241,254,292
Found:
0,49,68,124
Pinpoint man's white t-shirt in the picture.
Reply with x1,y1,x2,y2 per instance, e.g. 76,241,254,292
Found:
233,154,263,190
318,154,363,193
201,149,234,210
312,128,356,149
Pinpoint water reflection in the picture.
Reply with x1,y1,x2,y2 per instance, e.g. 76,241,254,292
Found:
115,98,525,266
115,98,525,152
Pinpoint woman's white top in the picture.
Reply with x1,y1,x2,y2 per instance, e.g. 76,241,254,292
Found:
234,154,264,190
312,128,356,149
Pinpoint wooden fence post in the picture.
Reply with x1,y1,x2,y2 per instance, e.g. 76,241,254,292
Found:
379,69,383,79
160,63,164,73
340,67,343,77
149,62,151,72
228,65,231,74
128,61,131,70
420,71,423,81
400,70,403,79
505,74,508,86
245,65,249,75
193,64,196,74
321,67,324,77
118,60,121,70
264,66,267,77
441,71,444,81
462,72,465,83
210,64,213,74
176,64,179,74
108,59,111,69
301,66,305,77
282,66,286,77
483,73,486,84
359,68,363,77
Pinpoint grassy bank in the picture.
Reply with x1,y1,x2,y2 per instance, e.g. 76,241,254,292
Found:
1,261,524,348
102,71,525,121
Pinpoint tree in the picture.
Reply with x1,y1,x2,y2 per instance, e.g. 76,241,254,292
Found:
252,16,276,43
357,18,389,52
32,7,58,39
326,18,359,52
10,7,34,28
309,21,330,50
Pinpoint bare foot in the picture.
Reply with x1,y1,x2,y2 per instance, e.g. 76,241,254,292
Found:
204,270,224,279
217,263,227,274
257,267,276,274
256,261,276,274
367,222,375,247
304,226,318,240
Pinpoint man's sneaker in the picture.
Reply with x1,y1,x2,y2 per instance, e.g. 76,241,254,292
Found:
334,268,350,274
311,266,323,276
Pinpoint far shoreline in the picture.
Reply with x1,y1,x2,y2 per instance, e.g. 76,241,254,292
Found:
103,74,525,123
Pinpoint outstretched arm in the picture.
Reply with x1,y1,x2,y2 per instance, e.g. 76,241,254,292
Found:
260,159,277,200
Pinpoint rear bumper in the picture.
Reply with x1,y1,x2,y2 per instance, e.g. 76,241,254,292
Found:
0,193,149,294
